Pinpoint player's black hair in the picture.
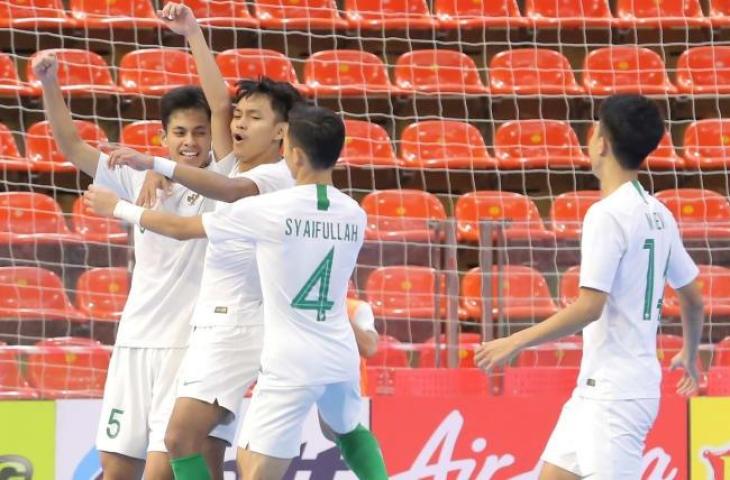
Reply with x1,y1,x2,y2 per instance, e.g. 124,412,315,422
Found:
288,104,345,170
598,94,665,170
159,86,211,131
233,76,303,122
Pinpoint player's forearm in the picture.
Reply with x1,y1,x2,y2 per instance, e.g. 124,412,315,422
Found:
170,163,257,202
186,27,229,114
139,209,205,240
679,300,704,360
40,78,99,176
512,300,601,351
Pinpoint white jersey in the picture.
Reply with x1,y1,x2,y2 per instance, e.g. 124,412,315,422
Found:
203,184,366,387
194,156,294,326
577,180,699,400
94,153,232,348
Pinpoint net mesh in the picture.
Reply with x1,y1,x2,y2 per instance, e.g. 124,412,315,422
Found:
0,0,729,398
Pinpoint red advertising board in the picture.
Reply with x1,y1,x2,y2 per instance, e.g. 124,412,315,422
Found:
373,395,687,479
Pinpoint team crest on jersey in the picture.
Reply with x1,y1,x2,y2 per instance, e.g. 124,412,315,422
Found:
186,192,200,205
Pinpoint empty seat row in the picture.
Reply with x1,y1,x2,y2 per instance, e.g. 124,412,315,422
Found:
0,337,109,399
7,46,730,99
7,117,730,173
2,0,730,32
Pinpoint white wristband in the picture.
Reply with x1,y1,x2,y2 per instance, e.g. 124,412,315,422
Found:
153,156,177,179
113,200,144,226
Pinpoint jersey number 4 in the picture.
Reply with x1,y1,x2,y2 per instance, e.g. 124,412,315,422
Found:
291,247,335,322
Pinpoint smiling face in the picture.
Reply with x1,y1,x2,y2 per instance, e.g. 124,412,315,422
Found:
160,108,212,167
230,93,286,164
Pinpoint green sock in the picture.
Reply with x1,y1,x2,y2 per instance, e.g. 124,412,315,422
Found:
336,424,388,480
170,453,211,480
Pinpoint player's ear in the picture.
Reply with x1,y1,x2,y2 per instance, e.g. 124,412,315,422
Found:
158,129,169,148
273,122,287,142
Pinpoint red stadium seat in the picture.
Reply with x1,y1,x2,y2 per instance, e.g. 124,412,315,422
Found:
582,46,677,95
304,50,398,96
0,123,27,171
525,0,614,29
550,190,601,241
26,337,110,398
365,265,440,319
417,333,481,368
75,267,129,321
0,0,75,29
339,120,399,168
361,189,446,241
68,0,161,29
663,265,730,318
26,49,120,96
120,121,168,158
655,189,730,240
182,0,259,28
434,0,527,29
216,49,301,94
715,336,730,366
516,335,582,367
119,49,199,96
394,50,489,95
677,46,730,95
455,191,554,243
493,120,590,169
0,267,87,322
0,344,38,399
0,192,80,244
656,334,686,367
615,0,709,29
71,197,128,245
684,119,730,170
399,120,496,169
460,266,559,321
488,49,584,95
367,335,410,367
586,123,683,170
710,0,730,27
344,0,437,30
252,0,347,30
559,265,580,307
25,120,108,172
0,53,33,97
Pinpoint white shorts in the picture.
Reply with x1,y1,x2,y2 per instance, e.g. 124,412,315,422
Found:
238,377,362,459
176,324,264,444
541,393,659,479
95,347,186,459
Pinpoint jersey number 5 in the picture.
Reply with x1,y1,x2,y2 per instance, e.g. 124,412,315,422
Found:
291,247,335,322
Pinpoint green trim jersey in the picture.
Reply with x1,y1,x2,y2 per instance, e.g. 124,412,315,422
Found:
194,157,294,327
93,153,230,348
202,184,366,387
577,180,699,400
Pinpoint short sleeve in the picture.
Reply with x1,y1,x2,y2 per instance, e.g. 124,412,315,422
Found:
579,206,626,293
666,223,699,290
93,153,142,202
208,151,236,176
201,195,267,243
241,161,294,195
352,302,377,334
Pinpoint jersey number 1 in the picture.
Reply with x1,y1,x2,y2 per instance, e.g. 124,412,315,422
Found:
291,247,335,322
643,239,670,321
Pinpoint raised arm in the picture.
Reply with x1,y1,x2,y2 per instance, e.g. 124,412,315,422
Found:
159,2,233,160
107,148,260,202
84,185,206,240
33,53,100,177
